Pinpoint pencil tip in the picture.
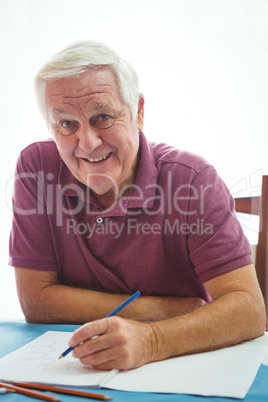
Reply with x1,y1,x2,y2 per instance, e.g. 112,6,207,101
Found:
58,355,63,360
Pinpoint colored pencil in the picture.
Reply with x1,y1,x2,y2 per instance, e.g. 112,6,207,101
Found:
0,382,60,401
58,290,141,359
0,387,14,394
12,382,113,401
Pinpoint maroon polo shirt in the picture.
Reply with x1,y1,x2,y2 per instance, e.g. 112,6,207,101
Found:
9,132,253,301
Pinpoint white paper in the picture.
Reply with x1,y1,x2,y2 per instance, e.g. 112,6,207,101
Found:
108,339,268,398
0,331,267,399
248,333,268,366
0,331,113,387
262,353,268,366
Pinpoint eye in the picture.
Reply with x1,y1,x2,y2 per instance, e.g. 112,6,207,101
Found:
99,114,109,121
61,120,72,128
57,120,79,135
90,114,114,129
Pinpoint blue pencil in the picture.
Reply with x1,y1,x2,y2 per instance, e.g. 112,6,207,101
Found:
58,291,141,359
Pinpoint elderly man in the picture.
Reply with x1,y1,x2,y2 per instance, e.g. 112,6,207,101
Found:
9,41,265,371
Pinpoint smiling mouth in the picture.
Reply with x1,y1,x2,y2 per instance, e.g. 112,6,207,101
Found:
84,152,112,163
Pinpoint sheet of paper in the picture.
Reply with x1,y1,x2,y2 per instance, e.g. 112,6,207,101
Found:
0,330,267,399
249,333,268,366
0,331,114,387
107,334,268,399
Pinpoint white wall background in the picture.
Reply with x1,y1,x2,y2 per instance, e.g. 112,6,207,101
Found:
1,0,267,319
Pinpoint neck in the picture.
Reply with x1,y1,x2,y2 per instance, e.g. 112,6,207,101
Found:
93,181,133,209
94,146,141,210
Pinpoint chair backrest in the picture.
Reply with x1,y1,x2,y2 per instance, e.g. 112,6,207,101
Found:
234,175,268,325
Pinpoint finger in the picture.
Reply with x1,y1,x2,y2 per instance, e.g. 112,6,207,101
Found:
69,319,108,348
72,320,126,360
79,343,132,371
79,344,117,367
92,361,117,371
77,337,136,370
72,332,109,359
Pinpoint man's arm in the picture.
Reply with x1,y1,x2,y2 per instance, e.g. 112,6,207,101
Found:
69,264,266,370
14,267,206,324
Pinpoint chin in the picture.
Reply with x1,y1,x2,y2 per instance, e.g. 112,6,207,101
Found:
82,173,120,193
87,180,119,196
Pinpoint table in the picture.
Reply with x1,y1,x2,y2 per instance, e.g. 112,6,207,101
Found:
0,321,268,402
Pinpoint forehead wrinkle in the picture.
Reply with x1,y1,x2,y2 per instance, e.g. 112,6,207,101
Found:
60,91,115,111
62,93,105,100
51,99,123,122
51,103,113,117
61,84,113,99
47,87,111,104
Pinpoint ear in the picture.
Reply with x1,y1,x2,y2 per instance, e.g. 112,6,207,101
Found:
136,94,144,131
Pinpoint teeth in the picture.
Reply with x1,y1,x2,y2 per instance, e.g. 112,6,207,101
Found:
88,153,110,163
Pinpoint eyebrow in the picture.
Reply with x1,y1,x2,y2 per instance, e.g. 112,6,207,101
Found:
94,103,110,110
53,104,113,113
53,109,71,117
52,103,122,119
92,103,118,113
94,103,126,118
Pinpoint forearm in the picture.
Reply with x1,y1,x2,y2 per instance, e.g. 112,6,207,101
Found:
68,287,265,371
20,281,206,324
150,289,266,363
66,266,266,371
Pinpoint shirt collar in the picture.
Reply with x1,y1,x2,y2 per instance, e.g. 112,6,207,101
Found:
127,131,157,208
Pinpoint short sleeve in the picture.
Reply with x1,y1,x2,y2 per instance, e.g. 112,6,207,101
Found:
187,166,254,283
9,145,58,271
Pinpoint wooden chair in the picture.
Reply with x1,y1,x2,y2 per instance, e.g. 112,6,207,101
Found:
234,175,268,326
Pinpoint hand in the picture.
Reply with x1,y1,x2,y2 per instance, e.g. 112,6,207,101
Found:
68,316,161,370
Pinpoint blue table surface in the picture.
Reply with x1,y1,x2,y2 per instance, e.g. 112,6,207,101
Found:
0,321,268,402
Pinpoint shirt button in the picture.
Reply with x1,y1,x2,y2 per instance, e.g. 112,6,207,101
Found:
96,217,103,224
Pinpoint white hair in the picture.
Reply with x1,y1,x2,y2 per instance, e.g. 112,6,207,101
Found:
34,41,140,120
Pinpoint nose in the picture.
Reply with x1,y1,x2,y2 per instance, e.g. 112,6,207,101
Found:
77,124,103,154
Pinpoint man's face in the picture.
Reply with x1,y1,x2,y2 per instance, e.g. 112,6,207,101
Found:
45,67,144,206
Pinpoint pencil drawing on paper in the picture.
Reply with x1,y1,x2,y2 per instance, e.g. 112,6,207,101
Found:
16,335,90,374
0,331,112,388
